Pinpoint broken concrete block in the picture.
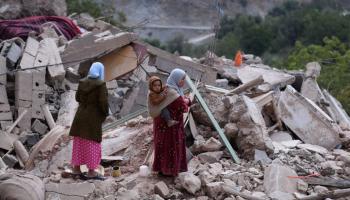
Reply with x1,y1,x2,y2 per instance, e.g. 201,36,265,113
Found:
270,131,293,142
2,154,18,168
32,119,48,135
26,132,40,146
7,42,22,64
254,149,272,165
0,157,7,169
154,181,169,198
278,86,340,149
0,121,12,130
198,151,223,164
237,65,295,91
15,100,31,108
205,182,223,198
17,107,32,131
202,137,223,152
177,172,201,195
0,75,6,86
13,140,29,164
297,180,308,193
0,85,8,104
45,182,95,199
297,143,328,155
15,70,33,101
0,55,6,85
215,79,228,88
264,159,298,196
19,37,39,69
323,89,350,130
0,104,10,112
32,90,45,119
32,69,46,90
0,112,12,121
305,62,321,78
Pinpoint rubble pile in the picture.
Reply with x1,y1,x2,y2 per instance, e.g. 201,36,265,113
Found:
1,12,350,200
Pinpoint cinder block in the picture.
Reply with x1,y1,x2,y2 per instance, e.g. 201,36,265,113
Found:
15,71,33,101
0,111,12,121
0,121,12,131
0,85,8,104
31,90,45,119
7,42,22,64
0,104,10,112
0,75,6,85
32,119,48,135
2,154,18,168
17,107,31,131
0,55,6,74
15,99,31,108
32,69,46,90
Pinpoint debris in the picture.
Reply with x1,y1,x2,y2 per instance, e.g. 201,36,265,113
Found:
264,159,298,197
226,75,264,95
198,151,223,164
278,86,341,149
3,154,18,168
13,140,29,164
304,177,350,188
177,172,201,195
46,182,95,199
32,119,48,135
0,172,45,200
154,181,170,198
41,104,56,130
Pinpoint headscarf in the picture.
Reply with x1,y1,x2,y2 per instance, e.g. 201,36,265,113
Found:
148,76,162,93
88,62,105,80
166,68,186,96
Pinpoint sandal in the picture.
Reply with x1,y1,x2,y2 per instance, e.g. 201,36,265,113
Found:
80,172,106,181
61,171,82,179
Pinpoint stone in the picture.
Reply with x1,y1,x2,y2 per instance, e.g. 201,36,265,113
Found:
280,140,302,148
2,154,18,168
254,149,272,165
178,172,201,195
154,181,169,198
7,42,22,64
269,191,295,200
32,119,48,135
297,180,308,193
117,188,140,200
202,137,223,152
270,131,293,142
215,79,228,88
0,84,8,104
278,86,340,149
314,185,328,194
46,182,95,199
198,151,223,164
15,70,33,101
224,123,238,139
26,132,40,146
153,194,165,200
252,191,267,198
197,196,209,200
264,159,298,196
297,144,328,155
205,182,223,197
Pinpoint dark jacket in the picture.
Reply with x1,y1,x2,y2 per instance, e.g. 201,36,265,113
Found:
69,78,109,143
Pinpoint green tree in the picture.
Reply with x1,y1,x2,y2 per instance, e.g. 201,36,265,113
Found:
286,36,350,113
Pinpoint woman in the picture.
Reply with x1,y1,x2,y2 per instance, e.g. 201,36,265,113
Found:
69,62,109,180
150,68,190,176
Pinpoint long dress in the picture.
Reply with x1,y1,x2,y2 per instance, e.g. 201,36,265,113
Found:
152,96,189,176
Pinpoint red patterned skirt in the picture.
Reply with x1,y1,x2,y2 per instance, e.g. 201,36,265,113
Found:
71,136,101,170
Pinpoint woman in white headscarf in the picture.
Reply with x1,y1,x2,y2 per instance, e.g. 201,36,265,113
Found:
150,68,191,176
69,62,108,180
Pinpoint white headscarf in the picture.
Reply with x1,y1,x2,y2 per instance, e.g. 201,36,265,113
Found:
166,68,186,96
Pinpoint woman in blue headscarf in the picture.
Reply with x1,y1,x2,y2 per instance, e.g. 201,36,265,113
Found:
69,62,109,180
151,68,191,176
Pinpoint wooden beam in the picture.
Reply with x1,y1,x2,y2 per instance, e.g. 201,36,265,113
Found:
304,177,350,188
297,188,350,200
6,109,28,133
226,75,264,95
41,104,56,130
186,76,240,163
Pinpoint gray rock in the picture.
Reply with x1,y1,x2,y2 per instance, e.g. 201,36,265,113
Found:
270,131,293,142
177,172,201,195
205,182,223,198
198,151,223,164
154,181,169,198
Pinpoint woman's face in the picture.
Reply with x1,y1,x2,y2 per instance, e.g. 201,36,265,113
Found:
177,76,186,87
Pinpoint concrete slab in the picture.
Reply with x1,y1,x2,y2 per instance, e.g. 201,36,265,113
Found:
19,37,39,69
7,42,22,64
0,85,8,104
15,70,33,101
278,86,341,149
0,112,12,121
264,159,298,196
17,107,32,131
238,65,295,91
32,90,45,119
323,89,350,129
45,182,95,199
0,104,10,112
32,69,46,90
32,119,48,135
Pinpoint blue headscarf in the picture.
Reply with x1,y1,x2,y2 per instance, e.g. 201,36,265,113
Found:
166,68,186,96
88,62,105,80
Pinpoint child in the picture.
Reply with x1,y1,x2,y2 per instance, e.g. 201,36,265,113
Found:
148,76,179,127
